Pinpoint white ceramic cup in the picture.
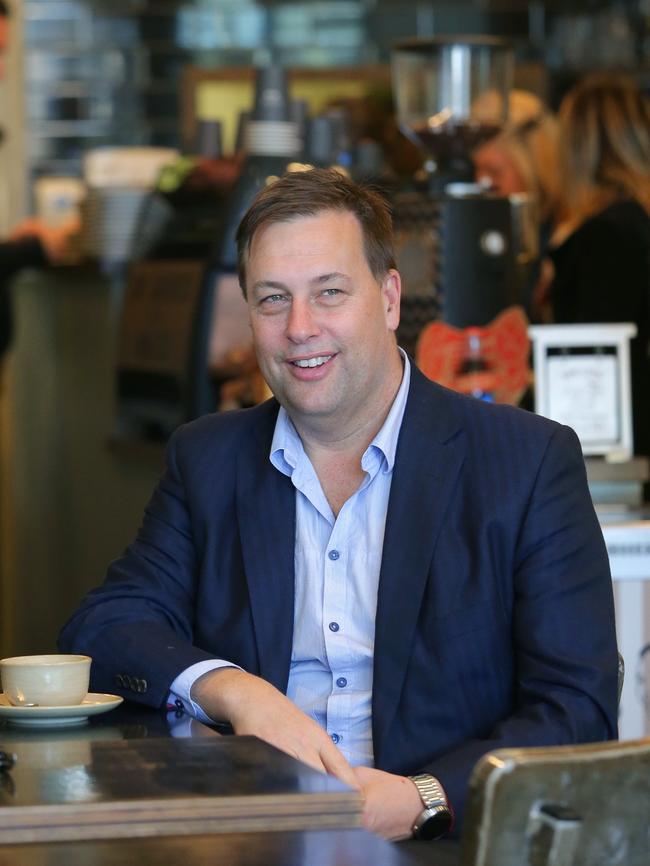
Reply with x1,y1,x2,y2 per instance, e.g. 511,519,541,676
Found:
0,654,91,707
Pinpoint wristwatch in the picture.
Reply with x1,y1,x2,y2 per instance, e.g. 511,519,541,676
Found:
408,773,454,840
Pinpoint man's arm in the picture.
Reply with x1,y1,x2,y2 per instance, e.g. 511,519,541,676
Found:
58,424,220,703
59,418,359,789
192,668,359,789
422,424,617,822
0,236,47,275
8,218,79,265
357,423,618,839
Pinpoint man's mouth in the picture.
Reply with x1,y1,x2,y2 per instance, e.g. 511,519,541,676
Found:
289,355,334,369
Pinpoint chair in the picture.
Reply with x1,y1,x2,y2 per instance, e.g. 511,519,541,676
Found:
460,738,650,866
617,651,625,707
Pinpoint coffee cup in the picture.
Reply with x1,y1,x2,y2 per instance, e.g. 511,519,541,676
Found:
0,654,91,707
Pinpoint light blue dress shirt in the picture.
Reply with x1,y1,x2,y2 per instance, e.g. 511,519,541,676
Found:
170,350,411,767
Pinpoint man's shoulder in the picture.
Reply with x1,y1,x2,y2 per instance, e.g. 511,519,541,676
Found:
407,369,584,500
409,364,562,444
170,399,279,457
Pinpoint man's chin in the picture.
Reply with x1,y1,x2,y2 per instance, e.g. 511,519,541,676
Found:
279,391,340,424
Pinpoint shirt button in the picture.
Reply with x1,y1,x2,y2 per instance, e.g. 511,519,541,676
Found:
336,677,347,688
331,733,340,744
328,549,340,561
328,622,340,632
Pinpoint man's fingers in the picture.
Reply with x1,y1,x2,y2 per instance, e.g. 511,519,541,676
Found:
281,736,354,785
194,669,359,788
319,742,361,790
286,744,329,776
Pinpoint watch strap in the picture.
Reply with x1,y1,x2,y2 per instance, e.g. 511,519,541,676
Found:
410,773,448,809
409,773,454,840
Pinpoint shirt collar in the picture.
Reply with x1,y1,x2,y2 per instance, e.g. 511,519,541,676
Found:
270,348,411,477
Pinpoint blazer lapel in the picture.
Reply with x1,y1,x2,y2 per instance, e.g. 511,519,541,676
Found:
372,368,466,762
236,401,296,694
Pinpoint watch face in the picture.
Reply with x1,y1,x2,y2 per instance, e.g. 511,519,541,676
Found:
417,808,453,841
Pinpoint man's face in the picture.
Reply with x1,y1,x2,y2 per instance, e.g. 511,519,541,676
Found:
245,209,401,432
473,139,526,196
0,17,8,80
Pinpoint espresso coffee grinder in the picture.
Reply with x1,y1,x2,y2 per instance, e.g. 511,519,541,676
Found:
390,36,538,356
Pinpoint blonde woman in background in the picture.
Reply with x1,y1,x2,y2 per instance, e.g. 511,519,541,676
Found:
473,91,561,319
548,72,650,460
473,90,561,223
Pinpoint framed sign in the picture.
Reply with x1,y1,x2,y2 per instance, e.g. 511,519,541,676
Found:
528,323,637,459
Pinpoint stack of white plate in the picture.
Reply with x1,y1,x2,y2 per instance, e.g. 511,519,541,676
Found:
81,187,149,264
80,147,178,264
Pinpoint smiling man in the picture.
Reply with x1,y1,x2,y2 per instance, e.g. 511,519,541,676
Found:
60,168,618,843
246,209,402,483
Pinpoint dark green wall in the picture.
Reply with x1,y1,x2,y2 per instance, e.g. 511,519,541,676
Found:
1,267,164,656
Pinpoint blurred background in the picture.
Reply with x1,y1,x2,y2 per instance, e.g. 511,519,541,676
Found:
0,1,649,738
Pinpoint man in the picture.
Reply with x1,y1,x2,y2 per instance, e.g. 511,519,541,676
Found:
0,0,77,363
59,168,618,842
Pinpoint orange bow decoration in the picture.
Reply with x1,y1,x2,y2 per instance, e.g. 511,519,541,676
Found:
415,306,532,405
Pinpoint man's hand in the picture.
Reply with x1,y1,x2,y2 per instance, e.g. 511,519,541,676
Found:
354,766,422,841
9,217,80,265
191,667,360,791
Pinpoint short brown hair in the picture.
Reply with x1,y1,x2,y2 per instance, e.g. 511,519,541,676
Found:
236,167,396,296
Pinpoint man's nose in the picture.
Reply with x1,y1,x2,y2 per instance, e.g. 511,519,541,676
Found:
285,298,320,343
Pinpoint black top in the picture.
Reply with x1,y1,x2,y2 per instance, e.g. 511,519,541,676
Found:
550,199,650,459
0,236,47,358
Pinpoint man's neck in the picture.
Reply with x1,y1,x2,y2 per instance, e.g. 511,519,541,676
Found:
288,349,405,515
291,351,404,464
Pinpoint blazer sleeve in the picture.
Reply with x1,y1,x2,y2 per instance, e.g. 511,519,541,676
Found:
0,237,47,356
0,237,47,276
58,424,222,706
421,423,618,830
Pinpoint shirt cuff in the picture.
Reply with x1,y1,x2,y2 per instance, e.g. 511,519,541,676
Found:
168,659,243,725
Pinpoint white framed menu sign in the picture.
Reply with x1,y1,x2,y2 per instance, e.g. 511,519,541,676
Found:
528,324,637,459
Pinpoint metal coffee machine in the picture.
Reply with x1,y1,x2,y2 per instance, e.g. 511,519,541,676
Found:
390,36,538,356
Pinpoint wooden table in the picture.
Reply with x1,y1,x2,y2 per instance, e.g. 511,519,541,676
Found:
0,704,360,844
0,828,462,866
0,703,460,864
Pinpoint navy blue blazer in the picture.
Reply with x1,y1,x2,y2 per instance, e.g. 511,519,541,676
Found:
59,365,618,826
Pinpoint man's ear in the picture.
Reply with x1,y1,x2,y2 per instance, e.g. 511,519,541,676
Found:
382,269,401,331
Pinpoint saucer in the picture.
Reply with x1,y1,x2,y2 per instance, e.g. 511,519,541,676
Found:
0,693,123,728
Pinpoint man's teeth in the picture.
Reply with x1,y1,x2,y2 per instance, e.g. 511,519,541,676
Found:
292,355,332,368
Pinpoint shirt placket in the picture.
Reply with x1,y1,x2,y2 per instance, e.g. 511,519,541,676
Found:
322,511,353,751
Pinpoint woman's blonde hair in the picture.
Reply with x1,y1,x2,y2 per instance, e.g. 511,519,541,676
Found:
506,95,561,220
475,90,561,220
557,72,650,229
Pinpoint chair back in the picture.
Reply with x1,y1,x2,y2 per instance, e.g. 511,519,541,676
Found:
617,651,625,707
460,738,650,866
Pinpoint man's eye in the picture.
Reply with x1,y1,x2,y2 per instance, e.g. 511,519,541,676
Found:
321,288,343,298
260,294,287,305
